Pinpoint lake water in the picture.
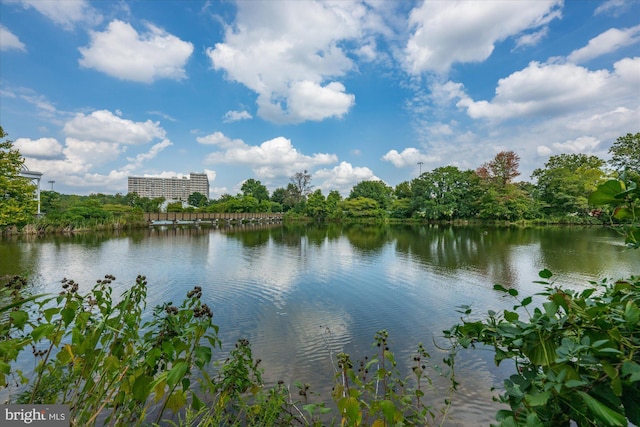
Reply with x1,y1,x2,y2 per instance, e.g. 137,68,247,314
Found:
1,223,638,425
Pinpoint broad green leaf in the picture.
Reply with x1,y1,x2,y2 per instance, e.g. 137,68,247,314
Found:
622,361,640,382
524,391,550,406
191,392,204,411
624,301,640,327
31,323,55,342
380,399,399,422
493,284,508,293
9,310,28,329
194,346,212,369
504,310,519,322
133,375,152,401
166,389,187,412
578,391,626,427
61,307,75,327
167,361,188,388
539,269,553,279
613,207,633,220
589,180,625,205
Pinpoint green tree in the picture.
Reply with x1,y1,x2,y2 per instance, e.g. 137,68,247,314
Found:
608,132,640,175
0,127,37,228
394,181,412,199
349,180,393,209
340,197,384,219
241,178,269,202
532,153,606,217
326,190,343,220
188,192,208,208
475,152,534,221
271,184,304,212
411,166,480,220
305,189,328,221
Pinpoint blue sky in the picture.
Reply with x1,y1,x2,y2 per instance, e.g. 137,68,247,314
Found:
1,0,639,198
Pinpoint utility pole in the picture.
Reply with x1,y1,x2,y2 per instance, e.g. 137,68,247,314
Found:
48,180,55,191
417,161,424,176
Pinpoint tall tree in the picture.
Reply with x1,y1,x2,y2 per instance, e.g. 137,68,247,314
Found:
0,127,37,227
241,178,269,202
290,170,313,201
348,180,393,209
476,151,521,187
305,189,327,220
608,132,640,174
411,166,480,220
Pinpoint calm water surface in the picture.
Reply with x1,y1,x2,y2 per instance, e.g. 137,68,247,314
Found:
1,224,637,425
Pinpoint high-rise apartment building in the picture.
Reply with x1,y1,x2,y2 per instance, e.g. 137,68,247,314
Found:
128,173,209,201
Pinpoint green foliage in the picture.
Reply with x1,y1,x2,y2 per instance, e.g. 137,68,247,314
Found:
608,132,640,174
305,189,328,221
187,191,209,208
411,166,480,220
0,126,37,228
340,197,385,219
333,330,457,426
349,180,393,210
532,154,607,217
271,183,304,212
207,194,280,213
241,178,270,202
447,270,640,426
589,175,640,249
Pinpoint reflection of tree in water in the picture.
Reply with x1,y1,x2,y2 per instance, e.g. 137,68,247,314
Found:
269,224,306,247
224,227,271,248
343,224,393,254
535,226,626,275
394,225,541,288
0,238,37,277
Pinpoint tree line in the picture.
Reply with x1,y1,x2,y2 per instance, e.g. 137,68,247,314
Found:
1,126,639,229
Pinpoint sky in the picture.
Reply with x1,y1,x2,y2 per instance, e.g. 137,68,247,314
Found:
1,0,639,199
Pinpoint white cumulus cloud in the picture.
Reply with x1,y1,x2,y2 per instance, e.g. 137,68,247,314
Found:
405,0,562,75
567,25,640,64
314,161,379,195
79,20,193,83
206,1,386,123
455,58,640,120
381,148,439,168
14,137,63,159
203,133,337,179
63,110,166,144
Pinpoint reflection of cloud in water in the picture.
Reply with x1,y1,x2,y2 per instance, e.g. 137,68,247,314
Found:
245,300,353,394
204,238,299,309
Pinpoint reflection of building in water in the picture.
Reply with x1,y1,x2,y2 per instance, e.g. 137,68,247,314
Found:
127,173,209,200
19,167,43,215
